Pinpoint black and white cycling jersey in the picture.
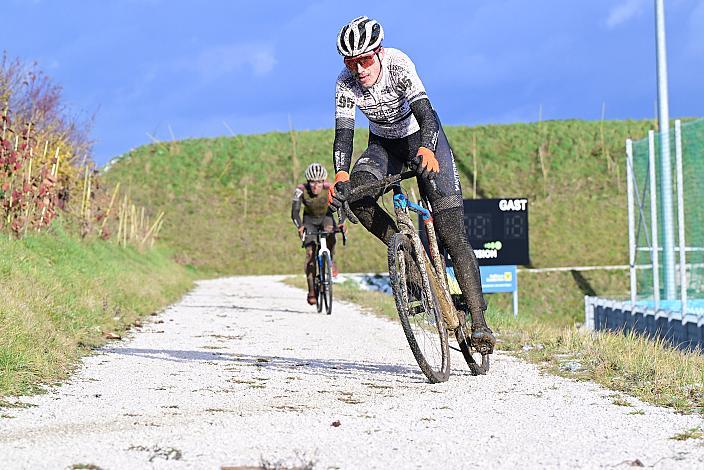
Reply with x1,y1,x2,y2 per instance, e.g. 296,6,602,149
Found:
335,48,427,138
333,48,436,174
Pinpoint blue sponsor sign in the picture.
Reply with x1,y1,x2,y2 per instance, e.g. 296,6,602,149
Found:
447,264,519,317
479,265,517,293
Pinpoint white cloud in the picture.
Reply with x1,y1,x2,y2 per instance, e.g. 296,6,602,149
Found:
606,0,648,29
190,43,277,81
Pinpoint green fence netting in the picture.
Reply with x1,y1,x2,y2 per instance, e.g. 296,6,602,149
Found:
631,118,704,310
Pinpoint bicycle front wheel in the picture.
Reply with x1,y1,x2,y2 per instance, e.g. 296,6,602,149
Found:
321,252,333,315
315,257,323,313
455,323,490,375
388,233,450,383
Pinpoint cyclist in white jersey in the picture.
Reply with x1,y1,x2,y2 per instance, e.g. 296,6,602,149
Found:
328,16,495,351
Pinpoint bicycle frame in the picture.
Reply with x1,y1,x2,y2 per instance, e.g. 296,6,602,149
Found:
301,231,333,283
302,229,341,272
392,192,461,331
316,234,331,272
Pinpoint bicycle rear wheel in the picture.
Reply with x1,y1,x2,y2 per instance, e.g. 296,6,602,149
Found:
388,233,450,383
321,252,333,315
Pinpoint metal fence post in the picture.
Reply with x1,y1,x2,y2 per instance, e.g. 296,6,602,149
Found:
648,130,660,309
626,139,637,306
513,270,519,318
655,0,676,300
674,119,687,319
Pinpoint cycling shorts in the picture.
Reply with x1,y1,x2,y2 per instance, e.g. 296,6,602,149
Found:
350,121,463,213
303,214,335,245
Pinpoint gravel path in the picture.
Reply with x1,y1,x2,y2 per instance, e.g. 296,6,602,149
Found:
1,276,703,469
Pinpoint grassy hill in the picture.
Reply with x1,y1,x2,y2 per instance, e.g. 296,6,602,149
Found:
0,224,193,396
104,119,656,322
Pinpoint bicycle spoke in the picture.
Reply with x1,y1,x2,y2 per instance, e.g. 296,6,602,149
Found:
389,233,449,383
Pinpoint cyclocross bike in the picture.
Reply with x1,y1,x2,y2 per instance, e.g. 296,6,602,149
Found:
301,223,346,315
340,171,491,382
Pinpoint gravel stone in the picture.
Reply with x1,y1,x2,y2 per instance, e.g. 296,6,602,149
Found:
1,276,703,469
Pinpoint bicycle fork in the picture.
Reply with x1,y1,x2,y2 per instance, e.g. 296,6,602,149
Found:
318,238,331,284
393,193,460,331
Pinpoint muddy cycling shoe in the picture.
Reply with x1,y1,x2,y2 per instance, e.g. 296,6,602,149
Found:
470,326,496,354
307,293,317,305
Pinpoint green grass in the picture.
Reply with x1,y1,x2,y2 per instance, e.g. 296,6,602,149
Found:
488,305,704,414
104,119,654,272
671,427,704,441
102,119,657,324
0,222,193,397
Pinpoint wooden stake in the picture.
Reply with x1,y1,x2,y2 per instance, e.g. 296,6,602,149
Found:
601,101,611,173
122,195,128,247
244,185,248,219
151,217,165,248
142,211,164,245
472,133,478,199
100,183,121,232
288,114,299,185
1,105,7,140
85,171,93,217
116,205,123,242
80,166,89,218
537,104,548,191
130,204,136,242
26,148,33,183
51,147,62,177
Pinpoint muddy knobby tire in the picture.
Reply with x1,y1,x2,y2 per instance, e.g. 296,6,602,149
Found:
388,233,450,383
315,263,324,313
322,252,333,315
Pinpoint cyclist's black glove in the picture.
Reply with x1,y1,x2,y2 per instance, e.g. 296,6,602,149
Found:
410,146,439,181
329,180,350,213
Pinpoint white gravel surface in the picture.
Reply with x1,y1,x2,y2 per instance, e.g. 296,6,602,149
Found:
1,275,703,469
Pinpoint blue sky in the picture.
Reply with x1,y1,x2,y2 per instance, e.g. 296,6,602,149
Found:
4,0,704,165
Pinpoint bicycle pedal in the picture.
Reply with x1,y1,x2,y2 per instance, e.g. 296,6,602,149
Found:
408,303,424,316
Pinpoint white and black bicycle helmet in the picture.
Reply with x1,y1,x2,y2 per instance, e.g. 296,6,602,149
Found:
337,16,384,57
305,162,328,181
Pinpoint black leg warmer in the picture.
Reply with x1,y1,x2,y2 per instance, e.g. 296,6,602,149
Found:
349,171,398,246
433,207,489,328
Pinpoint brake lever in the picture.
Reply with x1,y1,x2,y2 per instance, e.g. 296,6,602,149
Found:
342,201,359,225
337,211,348,245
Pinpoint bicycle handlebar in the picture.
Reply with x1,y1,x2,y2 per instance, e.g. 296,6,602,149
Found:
347,170,417,202
305,228,345,236
341,170,443,224
300,226,347,247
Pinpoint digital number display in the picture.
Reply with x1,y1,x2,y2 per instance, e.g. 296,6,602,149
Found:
465,213,492,240
419,198,530,266
463,198,530,266
503,212,527,240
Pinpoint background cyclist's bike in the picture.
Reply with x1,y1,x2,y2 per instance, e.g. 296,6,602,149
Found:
302,224,346,315
341,171,491,382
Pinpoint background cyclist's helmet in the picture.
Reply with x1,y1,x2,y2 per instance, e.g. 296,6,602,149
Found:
305,162,328,181
337,16,384,57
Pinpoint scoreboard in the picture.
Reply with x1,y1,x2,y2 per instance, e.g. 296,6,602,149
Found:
419,198,530,267
462,198,530,266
